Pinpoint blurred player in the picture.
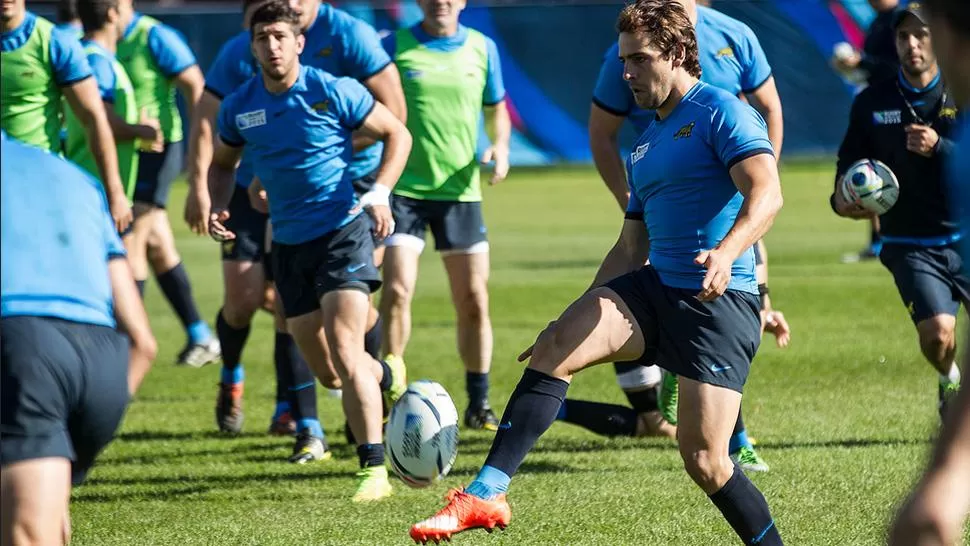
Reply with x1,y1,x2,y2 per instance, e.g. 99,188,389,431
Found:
888,2,970,543
65,0,164,222
831,3,963,419
115,0,218,367
379,0,510,430
207,1,411,500
0,0,132,233
410,2,784,543
55,0,82,37
1,132,156,545
573,0,783,470
185,0,406,460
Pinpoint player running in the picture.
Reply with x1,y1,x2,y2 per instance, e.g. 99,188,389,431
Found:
1,132,157,545
207,0,411,501
410,2,784,543
0,0,132,233
831,3,964,418
567,0,784,470
114,0,218,367
185,0,406,458
379,0,510,431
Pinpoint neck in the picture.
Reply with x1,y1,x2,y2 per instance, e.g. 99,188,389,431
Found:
420,19,458,37
1,11,25,33
656,74,698,120
263,65,300,94
303,6,319,32
86,29,117,53
902,64,940,90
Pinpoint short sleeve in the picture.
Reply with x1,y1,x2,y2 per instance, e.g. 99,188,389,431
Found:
331,77,376,130
205,35,255,99
710,98,774,170
381,32,396,58
49,27,92,86
87,53,117,103
624,156,645,218
216,96,245,147
340,19,392,81
147,24,198,78
592,44,634,116
738,26,772,94
483,37,505,106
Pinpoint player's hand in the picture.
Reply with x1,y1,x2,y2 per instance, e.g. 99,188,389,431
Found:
109,193,133,233
694,249,732,302
366,204,395,240
137,113,164,153
832,185,874,219
481,145,510,185
905,124,940,157
764,310,791,348
247,181,269,214
831,46,861,73
208,209,235,242
184,185,211,236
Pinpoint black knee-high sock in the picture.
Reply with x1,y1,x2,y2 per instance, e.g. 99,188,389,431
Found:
734,408,745,435
156,263,206,339
558,399,637,437
482,368,569,477
709,465,783,545
135,279,146,298
217,310,249,383
274,332,318,424
364,314,382,360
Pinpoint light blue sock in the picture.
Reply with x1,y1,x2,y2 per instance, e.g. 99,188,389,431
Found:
465,465,510,500
272,401,290,420
187,320,212,344
297,418,324,439
729,429,752,455
221,366,244,385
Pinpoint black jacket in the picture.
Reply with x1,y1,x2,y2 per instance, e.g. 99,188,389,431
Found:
860,8,900,87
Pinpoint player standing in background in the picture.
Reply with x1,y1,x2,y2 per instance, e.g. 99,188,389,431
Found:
379,0,510,431
889,3,970,543
410,3,784,542
831,3,964,418
1,133,157,545
1,0,132,233
115,0,218,367
207,1,411,500
184,0,406,461
55,0,82,37
572,0,784,470
66,0,164,219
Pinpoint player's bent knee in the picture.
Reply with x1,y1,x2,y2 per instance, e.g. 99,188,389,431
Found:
680,447,732,491
917,317,955,358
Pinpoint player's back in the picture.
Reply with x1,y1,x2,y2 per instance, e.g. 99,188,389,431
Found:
627,82,772,293
0,133,123,328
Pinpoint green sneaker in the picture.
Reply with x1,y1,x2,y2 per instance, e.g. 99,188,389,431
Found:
659,372,679,425
353,466,392,502
940,381,960,419
384,354,408,406
731,446,770,473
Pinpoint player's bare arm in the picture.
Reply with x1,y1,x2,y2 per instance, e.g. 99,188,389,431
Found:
353,63,407,152
744,77,784,159
482,100,511,184
588,103,630,210
102,106,163,152
354,101,413,239
63,77,132,232
246,176,269,214
174,66,208,228
698,153,783,302
184,90,222,235
206,137,244,242
108,257,157,395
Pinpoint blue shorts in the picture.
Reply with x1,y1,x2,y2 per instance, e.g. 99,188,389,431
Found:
879,243,970,324
0,316,129,485
389,195,488,252
222,185,269,264
604,266,761,393
133,142,184,208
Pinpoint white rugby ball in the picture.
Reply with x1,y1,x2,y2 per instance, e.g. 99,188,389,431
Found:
840,158,900,215
385,380,459,488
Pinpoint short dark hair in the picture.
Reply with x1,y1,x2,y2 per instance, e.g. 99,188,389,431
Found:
616,0,702,79
57,0,79,23
249,0,302,39
76,0,118,33
922,0,970,38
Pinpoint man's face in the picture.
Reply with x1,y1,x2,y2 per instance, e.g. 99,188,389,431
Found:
0,0,24,23
289,0,319,31
417,0,466,29
115,0,134,30
895,15,937,77
869,0,899,12
619,31,678,110
251,21,304,81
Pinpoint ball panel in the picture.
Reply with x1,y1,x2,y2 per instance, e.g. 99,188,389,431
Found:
385,381,460,489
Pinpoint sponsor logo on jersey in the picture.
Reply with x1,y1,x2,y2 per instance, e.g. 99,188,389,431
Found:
674,121,695,140
19,70,34,78
405,69,424,79
236,109,267,130
632,142,650,163
716,46,735,59
311,100,329,113
316,46,333,57
873,110,902,125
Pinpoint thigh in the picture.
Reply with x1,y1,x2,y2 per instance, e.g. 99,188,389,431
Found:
1,457,72,546
881,245,961,324
943,246,970,307
320,289,371,354
382,244,421,296
272,241,322,319
432,201,489,254
0,317,79,467
315,215,382,299
386,195,429,253
676,376,742,456
222,186,269,264
442,250,489,303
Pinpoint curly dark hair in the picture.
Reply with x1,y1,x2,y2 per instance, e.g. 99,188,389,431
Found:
616,0,702,78
249,0,302,39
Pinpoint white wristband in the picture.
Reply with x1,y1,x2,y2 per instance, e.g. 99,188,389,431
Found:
358,184,391,209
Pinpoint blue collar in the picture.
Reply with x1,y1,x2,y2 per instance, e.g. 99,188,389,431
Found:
122,13,141,41
1,11,36,52
898,69,941,94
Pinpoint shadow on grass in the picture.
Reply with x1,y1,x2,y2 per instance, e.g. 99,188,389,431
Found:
117,430,272,442
756,436,932,450
508,259,601,271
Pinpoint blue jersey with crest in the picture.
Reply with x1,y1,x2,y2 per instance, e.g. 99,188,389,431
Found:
948,115,970,266
625,82,773,294
206,3,390,187
594,6,771,133
218,66,375,245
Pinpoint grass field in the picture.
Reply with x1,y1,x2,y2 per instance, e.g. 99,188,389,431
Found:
70,163,968,545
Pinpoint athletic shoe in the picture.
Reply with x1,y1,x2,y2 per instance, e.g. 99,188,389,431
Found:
464,406,499,431
731,445,770,473
352,466,392,502
288,433,331,464
659,372,679,426
940,381,960,419
841,243,881,264
410,489,511,544
384,354,408,405
215,382,244,434
177,339,221,368
268,411,296,436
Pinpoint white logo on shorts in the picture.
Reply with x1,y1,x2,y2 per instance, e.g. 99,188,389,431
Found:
236,109,267,130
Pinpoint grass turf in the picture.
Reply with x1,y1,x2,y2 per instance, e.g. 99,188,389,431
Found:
70,162,968,545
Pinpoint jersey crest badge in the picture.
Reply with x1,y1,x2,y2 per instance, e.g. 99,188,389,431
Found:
311,100,329,113
715,47,735,59
872,110,902,125
632,143,650,163
674,121,695,140
236,109,267,130
941,107,958,120
316,46,333,57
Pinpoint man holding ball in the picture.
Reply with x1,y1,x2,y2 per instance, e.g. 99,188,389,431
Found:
831,2,965,418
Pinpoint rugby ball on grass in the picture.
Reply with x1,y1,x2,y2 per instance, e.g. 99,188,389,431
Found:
386,380,459,488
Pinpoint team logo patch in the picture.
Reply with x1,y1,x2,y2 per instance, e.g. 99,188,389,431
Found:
405,69,424,79
873,110,902,125
311,100,329,113
236,109,267,130
317,46,332,57
674,121,695,140
941,107,958,120
631,143,650,163
716,47,734,59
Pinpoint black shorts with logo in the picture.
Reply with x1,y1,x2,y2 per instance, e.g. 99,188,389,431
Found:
604,266,762,393
272,214,381,318
390,195,488,252
879,243,970,324
0,316,130,485
133,142,184,208
222,185,270,264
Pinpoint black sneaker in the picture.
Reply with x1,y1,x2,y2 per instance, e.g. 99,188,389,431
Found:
288,433,331,464
215,382,244,434
464,406,499,431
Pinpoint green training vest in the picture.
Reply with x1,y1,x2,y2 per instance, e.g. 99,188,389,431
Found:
117,15,182,143
1,16,64,151
393,28,490,202
65,44,139,202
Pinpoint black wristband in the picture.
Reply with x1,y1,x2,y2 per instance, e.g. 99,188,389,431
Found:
758,283,769,311
758,283,770,296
